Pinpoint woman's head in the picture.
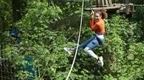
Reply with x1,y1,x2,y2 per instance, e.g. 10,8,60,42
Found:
94,9,107,20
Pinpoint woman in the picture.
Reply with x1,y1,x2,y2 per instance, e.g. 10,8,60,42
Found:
64,9,107,67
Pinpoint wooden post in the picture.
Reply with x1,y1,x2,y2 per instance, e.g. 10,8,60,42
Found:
102,0,104,7
108,0,112,6
97,0,101,7
105,0,109,7
125,0,130,14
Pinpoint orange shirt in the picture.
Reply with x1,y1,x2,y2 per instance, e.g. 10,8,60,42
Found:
90,19,105,35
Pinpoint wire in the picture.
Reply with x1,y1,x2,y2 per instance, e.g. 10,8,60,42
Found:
65,0,85,80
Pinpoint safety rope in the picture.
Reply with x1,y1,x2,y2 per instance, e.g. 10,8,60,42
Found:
65,0,85,80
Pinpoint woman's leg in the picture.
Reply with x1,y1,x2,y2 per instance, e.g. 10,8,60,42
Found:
64,36,95,54
83,37,99,59
84,47,99,59
78,36,95,49
83,37,104,66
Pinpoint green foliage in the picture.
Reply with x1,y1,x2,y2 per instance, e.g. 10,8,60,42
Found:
1,0,144,80
102,15,144,80
132,7,144,41
0,0,12,30
3,1,68,79
133,7,144,21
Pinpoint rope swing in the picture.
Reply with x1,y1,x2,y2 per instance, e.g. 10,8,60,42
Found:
65,0,85,80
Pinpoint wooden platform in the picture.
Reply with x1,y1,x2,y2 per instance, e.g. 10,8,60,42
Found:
85,6,121,11
85,3,124,11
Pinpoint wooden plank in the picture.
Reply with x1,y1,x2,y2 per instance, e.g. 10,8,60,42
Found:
108,0,113,6
102,0,105,7
134,5,144,7
125,0,130,14
97,0,101,7
105,0,109,7
85,6,121,11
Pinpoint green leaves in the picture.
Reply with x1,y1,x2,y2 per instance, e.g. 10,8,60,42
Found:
103,15,144,80
1,0,144,80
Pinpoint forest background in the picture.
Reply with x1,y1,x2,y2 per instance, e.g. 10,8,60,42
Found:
0,0,144,80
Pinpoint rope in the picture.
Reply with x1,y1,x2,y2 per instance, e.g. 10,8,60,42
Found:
65,0,85,80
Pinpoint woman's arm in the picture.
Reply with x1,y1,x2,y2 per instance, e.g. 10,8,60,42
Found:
90,10,96,31
90,10,94,19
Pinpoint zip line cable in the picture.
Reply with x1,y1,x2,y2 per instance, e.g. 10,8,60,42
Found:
65,0,85,80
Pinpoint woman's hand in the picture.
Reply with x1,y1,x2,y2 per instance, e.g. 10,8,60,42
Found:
91,10,94,15
90,10,95,19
